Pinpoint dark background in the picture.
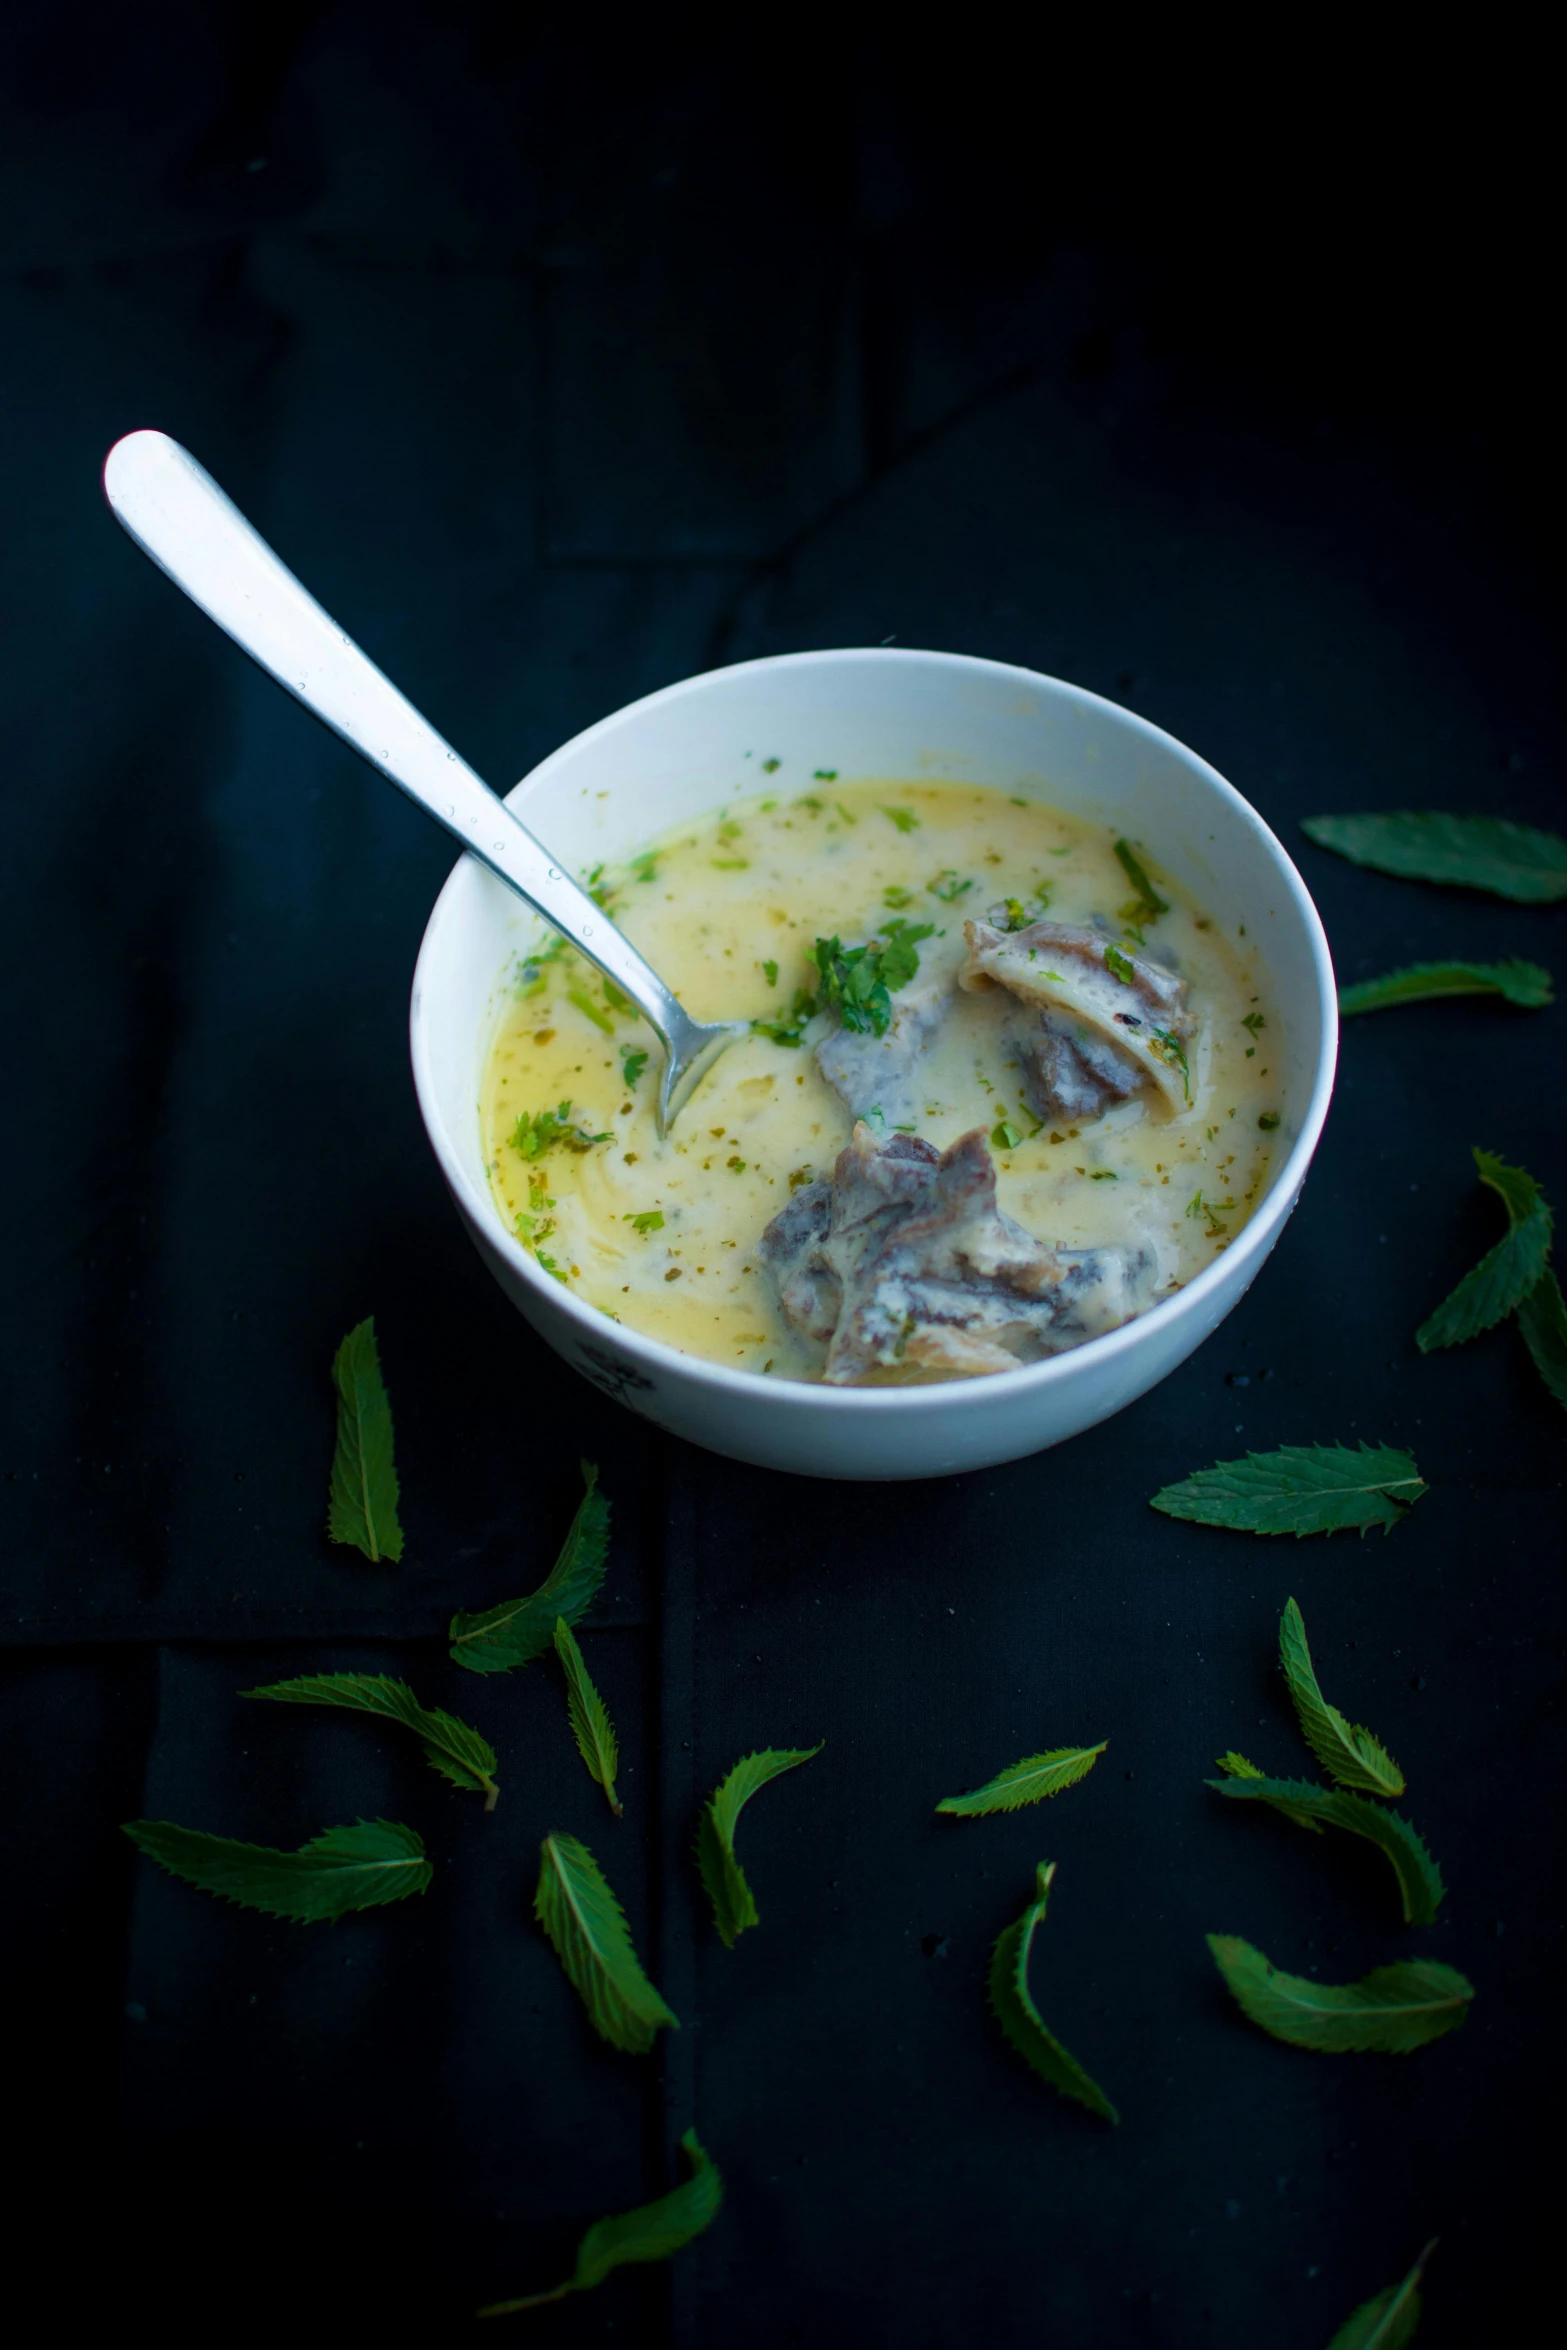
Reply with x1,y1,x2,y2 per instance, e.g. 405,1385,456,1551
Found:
3,5,1561,2340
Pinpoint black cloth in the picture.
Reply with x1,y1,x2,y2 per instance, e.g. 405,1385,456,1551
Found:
2,9,1561,2341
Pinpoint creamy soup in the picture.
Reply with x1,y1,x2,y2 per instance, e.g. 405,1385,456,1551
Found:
480,781,1280,1382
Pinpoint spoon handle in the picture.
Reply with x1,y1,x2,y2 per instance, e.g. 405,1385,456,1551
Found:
102,429,701,1066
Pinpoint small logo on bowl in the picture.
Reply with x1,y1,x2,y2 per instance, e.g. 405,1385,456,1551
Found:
576,1340,656,1401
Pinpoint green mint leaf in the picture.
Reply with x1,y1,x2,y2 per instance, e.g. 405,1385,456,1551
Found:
1339,958,1552,1014
988,1863,1118,2122
1209,1936,1470,2056
621,1048,648,1086
1103,942,1136,984
533,1831,677,2053
122,1817,430,1922
242,1673,499,1808
1279,1601,1405,1797
881,805,919,832
1301,810,1567,901
477,2130,722,2315
449,1463,609,1674
696,1745,822,1947
1325,2240,1438,2349
1207,1776,1445,1924
1416,1147,1552,1350
1518,1266,1567,1412
1113,837,1169,921
1215,1751,1325,1832
327,1318,403,1563
1151,1442,1426,1536
937,1742,1106,1816
554,1618,622,1816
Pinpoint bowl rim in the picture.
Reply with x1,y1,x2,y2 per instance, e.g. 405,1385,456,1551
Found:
410,644,1338,1415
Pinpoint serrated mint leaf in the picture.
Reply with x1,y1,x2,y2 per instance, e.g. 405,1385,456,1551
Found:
988,1862,1118,2122
937,1742,1105,1816
123,1817,430,1922
477,2130,722,2315
1518,1267,1567,1412
1151,1442,1426,1536
696,1745,822,1947
1208,1936,1470,2055
1215,1751,1325,1832
1301,810,1567,901
327,1318,403,1562
242,1673,499,1808
1325,2240,1438,2349
1416,1147,1553,1351
449,1463,609,1674
1338,958,1552,1015
1279,1601,1404,1797
534,1831,676,2053
554,1618,621,1816
1207,1776,1444,1924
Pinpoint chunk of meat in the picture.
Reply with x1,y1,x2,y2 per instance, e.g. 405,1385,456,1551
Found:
759,1123,1157,1385
959,918,1197,1123
814,933,962,1125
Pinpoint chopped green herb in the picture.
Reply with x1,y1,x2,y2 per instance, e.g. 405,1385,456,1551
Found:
1089,1169,1118,1181
1185,1189,1233,1235
628,851,659,885
1114,838,1169,923
1258,1110,1280,1131
797,794,824,812
999,898,1030,932
761,757,780,773
726,1155,746,1173
881,885,916,909
813,768,839,781
882,806,920,833
929,870,973,902
1241,1011,1266,1035
834,804,857,826
1148,1027,1191,1101
624,1210,665,1234
991,1119,1022,1151
762,959,779,987
621,1048,648,1087
1103,943,1136,985
711,857,750,870
753,987,818,1047
510,1102,612,1159
567,984,616,1035
812,920,935,1037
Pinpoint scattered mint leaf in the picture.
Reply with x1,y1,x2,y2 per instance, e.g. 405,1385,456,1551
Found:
1279,1599,1404,1797
1325,2240,1438,2349
243,1673,499,1808
989,1863,1118,2122
937,1742,1105,1816
510,1101,611,1158
696,1745,821,1947
1518,1267,1567,1412
1208,1936,1470,2055
762,959,779,987
1114,838,1169,923
881,806,919,832
327,1318,403,1564
534,1831,677,2053
122,1817,430,1922
555,1618,621,1816
1416,1147,1552,1351
450,1463,609,1674
621,1047,648,1086
1151,1442,1426,1537
477,2131,722,2316
1207,1775,1444,1924
1215,1751,1324,1832
1301,810,1567,901
753,987,817,1047
1339,958,1553,1014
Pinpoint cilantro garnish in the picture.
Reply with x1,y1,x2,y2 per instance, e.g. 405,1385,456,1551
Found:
1149,1026,1191,1100
762,959,779,987
882,806,920,833
1103,943,1137,985
623,1210,665,1234
621,1048,648,1087
991,1118,1023,1150
1242,1011,1267,1034
929,870,973,902
752,987,818,1047
1258,1110,1280,1132
510,1103,612,1159
813,919,936,1037
1114,838,1169,924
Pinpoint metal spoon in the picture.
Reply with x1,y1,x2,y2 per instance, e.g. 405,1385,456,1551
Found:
102,430,747,1135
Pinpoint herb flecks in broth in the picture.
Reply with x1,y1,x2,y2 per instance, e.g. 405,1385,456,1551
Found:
480,782,1278,1377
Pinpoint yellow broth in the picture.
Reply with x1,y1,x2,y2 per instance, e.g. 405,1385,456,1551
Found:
480,781,1280,1379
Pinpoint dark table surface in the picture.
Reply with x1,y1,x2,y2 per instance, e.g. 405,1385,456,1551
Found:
4,8,1561,2342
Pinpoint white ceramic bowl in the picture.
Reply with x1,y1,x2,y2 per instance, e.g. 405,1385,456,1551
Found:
410,648,1336,1479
